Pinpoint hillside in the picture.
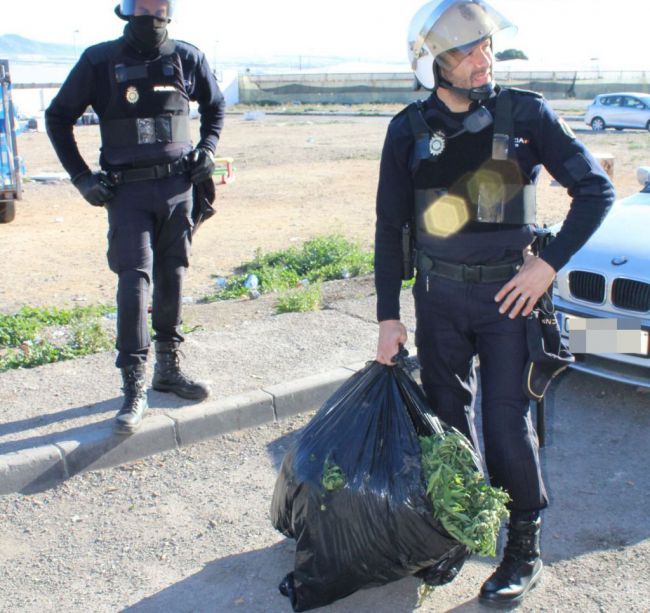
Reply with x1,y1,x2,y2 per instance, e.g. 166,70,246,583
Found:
0,34,75,58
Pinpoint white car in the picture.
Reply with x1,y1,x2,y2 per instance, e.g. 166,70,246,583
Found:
585,92,650,132
552,167,650,389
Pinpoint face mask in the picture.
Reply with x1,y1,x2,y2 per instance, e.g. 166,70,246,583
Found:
125,15,168,52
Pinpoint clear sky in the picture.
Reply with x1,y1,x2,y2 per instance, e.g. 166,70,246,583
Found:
2,0,648,70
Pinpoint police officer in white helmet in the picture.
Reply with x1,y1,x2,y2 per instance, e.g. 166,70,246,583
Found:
375,0,614,605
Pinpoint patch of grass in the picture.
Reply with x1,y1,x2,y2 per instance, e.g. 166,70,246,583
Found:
275,283,322,314
0,305,115,371
202,234,373,303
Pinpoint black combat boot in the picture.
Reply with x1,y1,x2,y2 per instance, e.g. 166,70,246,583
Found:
115,364,148,434
479,511,543,607
152,341,210,400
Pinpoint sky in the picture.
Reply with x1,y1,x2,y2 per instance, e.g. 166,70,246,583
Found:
2,0,649,70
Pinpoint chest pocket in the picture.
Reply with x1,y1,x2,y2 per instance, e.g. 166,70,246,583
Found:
100,47,191,148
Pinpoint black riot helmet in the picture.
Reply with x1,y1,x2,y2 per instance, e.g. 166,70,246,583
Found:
115,0,174,21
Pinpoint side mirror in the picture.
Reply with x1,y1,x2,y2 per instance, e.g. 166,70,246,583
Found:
636,166,650,187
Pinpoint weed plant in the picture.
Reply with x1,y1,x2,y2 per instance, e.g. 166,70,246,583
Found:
275,283,322,314
420,430,510,557
0,305,115,371
202,234,373,304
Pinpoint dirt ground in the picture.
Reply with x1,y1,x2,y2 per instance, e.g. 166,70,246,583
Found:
1,109,648,314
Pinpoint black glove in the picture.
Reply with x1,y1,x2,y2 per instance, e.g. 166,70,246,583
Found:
72,171,114,206
189,147,215,184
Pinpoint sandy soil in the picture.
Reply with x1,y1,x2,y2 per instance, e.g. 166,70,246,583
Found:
1,111,647,313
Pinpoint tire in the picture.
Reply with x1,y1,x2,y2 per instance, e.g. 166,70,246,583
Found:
590,117,606,131
646,120,650,133
0,201,16,223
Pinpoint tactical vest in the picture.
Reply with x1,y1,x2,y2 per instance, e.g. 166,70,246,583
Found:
408,89,536,242
97,39,191,165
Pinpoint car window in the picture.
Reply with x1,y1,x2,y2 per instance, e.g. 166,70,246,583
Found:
623,97,644,109
599,96,611,106
601,96,617,106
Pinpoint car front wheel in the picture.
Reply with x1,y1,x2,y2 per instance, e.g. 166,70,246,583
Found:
646,120,650,133
591,117,606,131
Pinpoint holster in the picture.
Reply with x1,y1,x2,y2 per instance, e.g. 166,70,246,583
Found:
401,221,415,280
531,225,554,257
523,293,574,401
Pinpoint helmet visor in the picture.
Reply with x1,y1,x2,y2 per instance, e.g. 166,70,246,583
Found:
120,0,173,19
412,0,514,63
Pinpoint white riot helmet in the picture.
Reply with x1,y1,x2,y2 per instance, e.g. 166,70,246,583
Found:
407,0,515,96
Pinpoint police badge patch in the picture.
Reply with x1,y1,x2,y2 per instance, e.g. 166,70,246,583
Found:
429,131,446,157
125,86,140,104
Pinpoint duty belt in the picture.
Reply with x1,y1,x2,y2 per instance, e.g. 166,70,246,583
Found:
416,251,522,283
107,157,190,185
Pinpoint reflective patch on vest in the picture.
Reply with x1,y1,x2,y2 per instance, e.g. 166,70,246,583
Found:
429,131,446,157
153,85,179,92
125,86,140,104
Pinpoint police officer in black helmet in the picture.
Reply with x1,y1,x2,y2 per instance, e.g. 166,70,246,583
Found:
375,0,614,606
46,0,225,434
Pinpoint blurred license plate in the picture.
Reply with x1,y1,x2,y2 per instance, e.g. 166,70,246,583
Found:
556,312,649,355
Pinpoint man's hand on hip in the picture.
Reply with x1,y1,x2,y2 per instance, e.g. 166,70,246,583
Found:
376,319,408,365
494,253,556,319
73,171,114,207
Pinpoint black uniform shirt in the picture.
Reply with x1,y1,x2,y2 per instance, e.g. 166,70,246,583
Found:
45,37,225,180
375,88,615,322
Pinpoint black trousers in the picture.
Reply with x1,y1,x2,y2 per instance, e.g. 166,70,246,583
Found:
106,174,193,368
413,272,548,513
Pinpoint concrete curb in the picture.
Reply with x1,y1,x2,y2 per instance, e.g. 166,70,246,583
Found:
0,364,363,496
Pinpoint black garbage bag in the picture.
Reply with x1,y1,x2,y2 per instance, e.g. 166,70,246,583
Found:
270,359,471,611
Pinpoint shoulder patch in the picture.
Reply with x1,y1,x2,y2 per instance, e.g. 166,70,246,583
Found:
558,117,576,139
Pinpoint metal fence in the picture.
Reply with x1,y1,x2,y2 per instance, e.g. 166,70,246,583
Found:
239,70,650,105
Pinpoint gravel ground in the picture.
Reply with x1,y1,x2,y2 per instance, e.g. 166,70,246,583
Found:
2,106,649,612
1,366,649,612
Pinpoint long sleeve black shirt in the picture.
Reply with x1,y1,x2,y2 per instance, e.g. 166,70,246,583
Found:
45,37,225,180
